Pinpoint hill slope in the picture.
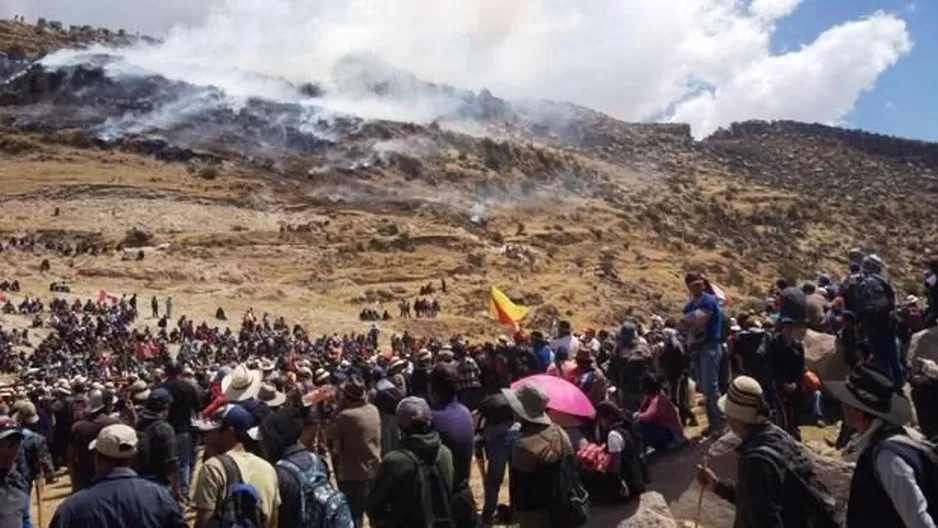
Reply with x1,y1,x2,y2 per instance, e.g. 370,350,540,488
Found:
1,18,935,337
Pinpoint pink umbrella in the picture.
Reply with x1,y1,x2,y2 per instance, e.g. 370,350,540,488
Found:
511,374,596,419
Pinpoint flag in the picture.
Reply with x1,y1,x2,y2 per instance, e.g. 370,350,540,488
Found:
98,289,120,305
708,281,731,306
489,286,528,329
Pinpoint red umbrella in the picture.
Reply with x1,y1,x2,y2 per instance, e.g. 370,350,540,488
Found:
511,374,596,419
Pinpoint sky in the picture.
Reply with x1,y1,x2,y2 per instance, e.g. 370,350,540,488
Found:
2,0,934,141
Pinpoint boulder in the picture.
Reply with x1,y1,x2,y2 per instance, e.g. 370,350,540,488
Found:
908,327,938,365
804,329,847,381
615,492,678,528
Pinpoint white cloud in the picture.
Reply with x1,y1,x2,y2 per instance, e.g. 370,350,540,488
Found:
2,1,914,138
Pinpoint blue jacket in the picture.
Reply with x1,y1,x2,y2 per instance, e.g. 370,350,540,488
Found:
49,468,185,528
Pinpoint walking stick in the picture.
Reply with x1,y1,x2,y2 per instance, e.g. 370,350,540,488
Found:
35,480,44,528
694,455,710,528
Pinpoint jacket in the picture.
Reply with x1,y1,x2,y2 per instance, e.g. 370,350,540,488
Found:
327,401,381,482
367,430,454,526
714,423,831,528
509,422,573,514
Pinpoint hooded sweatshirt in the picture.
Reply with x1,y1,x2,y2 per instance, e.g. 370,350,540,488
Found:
366,429,454,527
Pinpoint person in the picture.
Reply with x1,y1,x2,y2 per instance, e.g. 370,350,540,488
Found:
133,388,179,498
589,401,646,504
159,360,201,498
696,376,838,528
503,382,574,528
680,271,725,435
50,424,186,528
428,364,474,491
0,418,29,528
765,287,809,441
69,389,121,492
828,364,937,527
570,348,608,406
327,376,380,528
634,374,685,451
191,404,280,528
546,347,576,382
253,407,351,528
367,397,455,527
475,393,519,523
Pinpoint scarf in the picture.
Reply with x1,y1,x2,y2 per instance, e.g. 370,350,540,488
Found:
842,418,924,462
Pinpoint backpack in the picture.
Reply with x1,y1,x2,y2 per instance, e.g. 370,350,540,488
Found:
855,274,895,324
749,445,839,528
735,329,768,385
548,455,590,527
133,419,171,483
276,454,353,528
209,454,268,528
875,434,938,522
399,449,455,528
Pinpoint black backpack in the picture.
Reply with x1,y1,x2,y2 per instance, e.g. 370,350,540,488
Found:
133,419,172,484
750,445,839,528
208,454,268,528
548,455,590,527
735,329,768,385
399,449,455,528
855,274,895,324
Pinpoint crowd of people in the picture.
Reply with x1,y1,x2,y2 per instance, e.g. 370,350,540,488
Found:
0,252,933,527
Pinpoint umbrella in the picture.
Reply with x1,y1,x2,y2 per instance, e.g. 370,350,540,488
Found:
511,374,595,419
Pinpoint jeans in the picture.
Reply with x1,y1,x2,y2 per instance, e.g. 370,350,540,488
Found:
482,430,518,519
811,390,824,419
22,487,31,528
176,432,194,497
695,342,726,431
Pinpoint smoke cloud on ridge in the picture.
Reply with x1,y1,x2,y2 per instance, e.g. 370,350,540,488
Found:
6,0,914,137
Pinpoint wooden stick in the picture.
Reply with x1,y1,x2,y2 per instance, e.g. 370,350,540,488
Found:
695,455,710,528
35,480,44,528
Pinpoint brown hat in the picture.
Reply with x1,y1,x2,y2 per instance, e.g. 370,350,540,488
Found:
340,376,366,403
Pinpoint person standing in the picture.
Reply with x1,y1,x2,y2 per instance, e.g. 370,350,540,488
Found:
151,296,159,319
327,377,380,528
829,365,938,528
165,296,173,320
696,377,838,528
680,271,725,435
159,360,201,499
50,424,186,528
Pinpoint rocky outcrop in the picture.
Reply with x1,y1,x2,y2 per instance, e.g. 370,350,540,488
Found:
804,330,847,381
709,120,938,169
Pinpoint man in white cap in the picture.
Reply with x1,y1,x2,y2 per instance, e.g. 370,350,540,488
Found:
49,424,185,528
696,376,837,527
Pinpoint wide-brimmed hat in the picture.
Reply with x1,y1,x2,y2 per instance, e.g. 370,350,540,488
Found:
718,376,768,425
222,365,263,402
12,401,39,425
257,383,286,408
825,365,912,426
501,382,551,426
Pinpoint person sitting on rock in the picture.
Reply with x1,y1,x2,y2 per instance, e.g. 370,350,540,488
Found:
633,374,685,452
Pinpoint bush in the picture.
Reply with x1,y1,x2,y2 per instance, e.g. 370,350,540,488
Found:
122,227,153,248
197,166,219,180
0,135,40,155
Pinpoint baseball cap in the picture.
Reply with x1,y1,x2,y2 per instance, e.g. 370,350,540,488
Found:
89,424,138,459
0,417,23,441
145,388,173,412
396,397,432,430
192,404,255,432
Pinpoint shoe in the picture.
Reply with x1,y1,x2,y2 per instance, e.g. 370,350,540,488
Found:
815,416,827,428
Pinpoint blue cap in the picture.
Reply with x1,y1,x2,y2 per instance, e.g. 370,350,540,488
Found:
146,388,173,411
192,404,254,432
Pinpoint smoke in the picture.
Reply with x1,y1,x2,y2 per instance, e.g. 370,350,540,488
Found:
14,0,912,138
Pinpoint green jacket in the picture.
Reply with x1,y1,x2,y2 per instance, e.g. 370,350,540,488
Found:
367,429,454,526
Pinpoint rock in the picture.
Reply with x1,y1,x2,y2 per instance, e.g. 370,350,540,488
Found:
615,492,678,528
804,329,846,381
908,326,938,365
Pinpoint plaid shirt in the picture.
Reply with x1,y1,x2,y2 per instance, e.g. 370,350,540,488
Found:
454,357,482,391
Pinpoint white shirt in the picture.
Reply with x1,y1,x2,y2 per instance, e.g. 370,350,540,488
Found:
607,430,625,454
549,335,580,355
875,449,938,528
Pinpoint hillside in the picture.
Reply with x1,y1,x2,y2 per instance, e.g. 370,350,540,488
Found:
1,18,936,339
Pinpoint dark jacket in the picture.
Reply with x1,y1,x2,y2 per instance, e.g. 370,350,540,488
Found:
509,422,573,513
367,429,454,526
133,411,178,486
49,467,186,528
714,423,831,528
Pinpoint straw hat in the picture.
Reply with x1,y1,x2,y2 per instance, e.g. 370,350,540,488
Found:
222,365,263,402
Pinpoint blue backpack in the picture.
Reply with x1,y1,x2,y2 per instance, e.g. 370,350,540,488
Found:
277,453,353,528
210,454,268,528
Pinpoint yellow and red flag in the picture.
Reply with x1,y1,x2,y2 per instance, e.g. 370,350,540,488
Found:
489,286,528,330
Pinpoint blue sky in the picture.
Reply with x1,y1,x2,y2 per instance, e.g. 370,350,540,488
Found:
773,0,936,140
